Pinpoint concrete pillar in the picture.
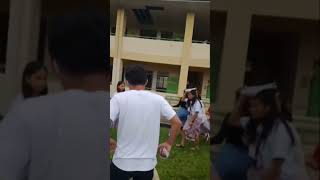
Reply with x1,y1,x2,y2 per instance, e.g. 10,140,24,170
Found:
112,9,126,94
215,9,252,112
0,0,41,114
201,70,210,98
152,71,157,90
178,13,195,96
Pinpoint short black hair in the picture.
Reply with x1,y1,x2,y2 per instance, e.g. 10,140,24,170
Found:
125,65,147,86
48,9,108,75
22,61,48,99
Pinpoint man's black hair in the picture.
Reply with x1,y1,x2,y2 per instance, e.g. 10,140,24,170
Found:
48,9,108,75
125,65,147,86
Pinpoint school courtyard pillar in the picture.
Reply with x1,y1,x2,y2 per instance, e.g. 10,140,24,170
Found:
0,0,41,113
178,13,195,96
112,9,126,93
215,9,252,112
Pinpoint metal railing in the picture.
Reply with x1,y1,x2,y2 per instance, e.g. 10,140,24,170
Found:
109,33,210,44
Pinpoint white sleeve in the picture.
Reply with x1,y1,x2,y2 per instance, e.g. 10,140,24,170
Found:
160,97,176,121
110,96,120,123
0,105,30,179
270,122,292,160
193,101,202,113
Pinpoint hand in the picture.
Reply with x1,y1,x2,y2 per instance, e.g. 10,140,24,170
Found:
158,141,172,154
110,138,117,153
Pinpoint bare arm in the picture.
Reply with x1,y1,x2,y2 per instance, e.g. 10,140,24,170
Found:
189,112,199,126
158,115,181,153
228,96,248,127
167,115,182,145
262,159,283,180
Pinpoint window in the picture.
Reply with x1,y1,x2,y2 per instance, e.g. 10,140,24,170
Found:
0,1,10,73
140,29,157,38
160,31,173,39
156,72,168,92
145,71,153,90
111,27,116,35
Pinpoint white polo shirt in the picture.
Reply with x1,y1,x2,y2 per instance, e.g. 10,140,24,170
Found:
110,90,176,171
241,118,309,180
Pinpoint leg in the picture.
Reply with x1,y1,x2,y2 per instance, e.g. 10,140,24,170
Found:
191,133,200,150
180,130,186,146
176,131,186,147
176,129,186,148
110,162,131,180
132,169,154,180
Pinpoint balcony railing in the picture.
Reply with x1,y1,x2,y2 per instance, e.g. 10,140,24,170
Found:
109,33,210,44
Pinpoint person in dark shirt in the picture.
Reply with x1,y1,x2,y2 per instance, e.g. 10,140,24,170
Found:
212,89,252,180
174,90,189,148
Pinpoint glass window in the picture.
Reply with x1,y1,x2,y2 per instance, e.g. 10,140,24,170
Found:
140,29,157,38
161,31,173,39
156,72,168,92
145,71,153,90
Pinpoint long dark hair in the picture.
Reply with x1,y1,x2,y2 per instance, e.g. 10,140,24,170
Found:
246,89,295,162
116,81,125,92
187,90,203,110
22,61,48,99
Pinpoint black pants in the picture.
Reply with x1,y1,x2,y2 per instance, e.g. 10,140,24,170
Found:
110,162,154,180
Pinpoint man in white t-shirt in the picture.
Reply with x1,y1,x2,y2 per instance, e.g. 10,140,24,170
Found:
110,65,181,180
0,10,109,180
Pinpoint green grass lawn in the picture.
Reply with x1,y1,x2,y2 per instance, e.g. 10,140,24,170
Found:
111,127,210,180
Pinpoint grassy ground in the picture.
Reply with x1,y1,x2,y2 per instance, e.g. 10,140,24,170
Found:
110,127,210,180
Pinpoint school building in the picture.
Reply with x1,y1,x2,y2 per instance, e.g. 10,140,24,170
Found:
211,0,320,151
211,0,320,117
110,0,210,103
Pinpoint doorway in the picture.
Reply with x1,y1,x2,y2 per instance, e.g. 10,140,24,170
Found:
188,71,203,94
246,31,300,105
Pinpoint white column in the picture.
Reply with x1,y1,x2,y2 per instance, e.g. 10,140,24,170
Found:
215,9,252,112
178,13,195,96
152,71,157,90
201,70,210,98
111,9,126,94
0,0,41,113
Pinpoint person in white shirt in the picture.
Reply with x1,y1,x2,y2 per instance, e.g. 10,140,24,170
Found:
229,89,309,180
179,89,206,150
10,61,48,110
110,65,181,180
0,10,109,180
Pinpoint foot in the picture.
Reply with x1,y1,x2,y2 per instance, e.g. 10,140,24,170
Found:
191,146,200,151
205,133,210,142
176,144,185,148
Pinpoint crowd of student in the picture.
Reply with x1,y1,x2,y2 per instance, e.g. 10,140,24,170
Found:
211,83,320,180
112,81,211,151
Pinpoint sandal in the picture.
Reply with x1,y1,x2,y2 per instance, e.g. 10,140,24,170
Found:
191,146,200,151
176,144,185,148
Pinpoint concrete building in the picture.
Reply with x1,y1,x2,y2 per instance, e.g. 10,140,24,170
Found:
211,0,320,118
211,1,320,158
110,0,210,100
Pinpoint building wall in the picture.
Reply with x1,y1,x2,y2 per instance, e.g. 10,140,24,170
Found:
115,60,210,99
293,25,320,115
212,0,319,20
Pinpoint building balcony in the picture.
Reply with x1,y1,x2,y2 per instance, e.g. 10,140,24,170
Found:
110,34,210,68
